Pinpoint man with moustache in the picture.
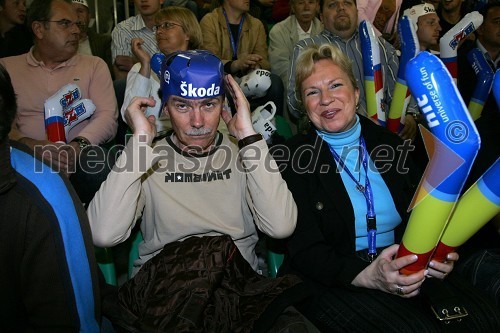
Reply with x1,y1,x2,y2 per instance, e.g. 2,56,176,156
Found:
112,0,164,80
0,0,117,204
269,0,323,87
87,51,310,330
287,0,418,140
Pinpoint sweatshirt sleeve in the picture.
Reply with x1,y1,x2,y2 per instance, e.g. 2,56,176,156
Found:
240,139,297,239
87,136,155,247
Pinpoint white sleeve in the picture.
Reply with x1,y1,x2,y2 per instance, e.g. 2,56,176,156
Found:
87,137,155,247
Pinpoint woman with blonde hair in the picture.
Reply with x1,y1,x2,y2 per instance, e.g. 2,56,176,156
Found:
277,43,500,331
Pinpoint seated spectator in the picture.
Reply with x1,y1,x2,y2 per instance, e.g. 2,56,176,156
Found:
276,42,500,331
122,6,214,137
201,0,286,117
287,0,418,140
404,3,441,52
87,50,311,331
111,0,164,80
0,0,117,205
72,0,113,77
0,0,32,57
438,0,467,38
357,0,402,44
0,62,104,332
269,0,323,88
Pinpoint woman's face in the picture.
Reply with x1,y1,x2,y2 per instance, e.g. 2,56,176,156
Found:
301,58,359,133
155,19,190,55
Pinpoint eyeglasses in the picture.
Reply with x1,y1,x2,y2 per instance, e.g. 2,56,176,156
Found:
153,21,182,33
39,19,78,30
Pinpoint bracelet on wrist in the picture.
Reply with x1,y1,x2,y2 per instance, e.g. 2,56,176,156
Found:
238,133,263,149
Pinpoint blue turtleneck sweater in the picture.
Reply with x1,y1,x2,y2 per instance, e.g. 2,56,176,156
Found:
317,116,400,251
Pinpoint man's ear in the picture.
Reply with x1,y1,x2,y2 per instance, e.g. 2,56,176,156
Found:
161,103,171,119
32,21,45,40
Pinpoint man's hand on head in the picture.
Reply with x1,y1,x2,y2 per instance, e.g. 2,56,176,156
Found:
125,96,157,144
221,75,257,140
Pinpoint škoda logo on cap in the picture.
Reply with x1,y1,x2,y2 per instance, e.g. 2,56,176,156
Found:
180,82,221,98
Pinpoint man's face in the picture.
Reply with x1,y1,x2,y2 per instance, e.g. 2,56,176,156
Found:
442,0,462,13
477,7,500,52
0,0,27,25
164,95,223,153
36,0,80,60
134,0,164,18
72,3,89,36
292,0,319,28
320,0,358,40
417,13,441,50
225,0,250,14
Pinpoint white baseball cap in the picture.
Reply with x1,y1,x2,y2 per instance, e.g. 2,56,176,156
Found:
72,0,89,7
403,3,436,31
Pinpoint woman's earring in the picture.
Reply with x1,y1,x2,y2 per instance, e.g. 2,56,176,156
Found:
356,103,360,110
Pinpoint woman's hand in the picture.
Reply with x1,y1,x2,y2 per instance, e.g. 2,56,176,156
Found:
221,74,257,140
427,252,459,280
131,38,151,77
352,244,427,298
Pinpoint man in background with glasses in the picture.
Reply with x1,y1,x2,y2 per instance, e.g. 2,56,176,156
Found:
0,0,118,205
111,0,164,80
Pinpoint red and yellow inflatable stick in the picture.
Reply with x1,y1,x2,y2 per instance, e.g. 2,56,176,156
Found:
396,52,480,275
432,158,500,262
359,20,385,125
387,16,419,133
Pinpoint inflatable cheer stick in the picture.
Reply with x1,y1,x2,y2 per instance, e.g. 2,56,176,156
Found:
45,98,66,143
44,83,81,143
396,52,480,275
493,69,500,110
150,52,165,81
467,48,494,120
387,16,419,133
432,158,500,262
360,20,385,125
63,99,96,135
440,11,483,82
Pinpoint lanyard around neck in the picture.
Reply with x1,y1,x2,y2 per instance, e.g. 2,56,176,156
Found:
223,9,245,60
328,136,377,261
